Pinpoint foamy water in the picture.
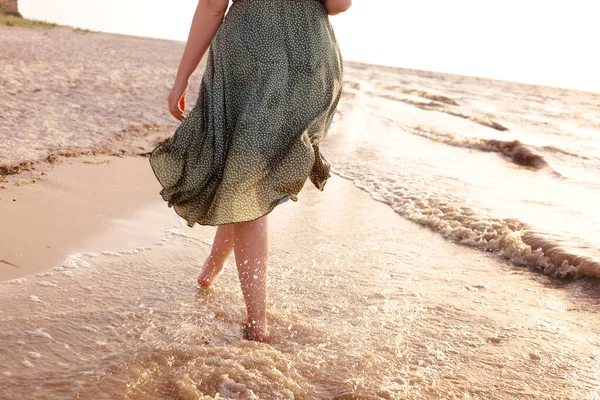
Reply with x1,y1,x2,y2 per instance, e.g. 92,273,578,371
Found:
3,26,600,398
2,214,600,399
326,64,600,279
2,26,598,278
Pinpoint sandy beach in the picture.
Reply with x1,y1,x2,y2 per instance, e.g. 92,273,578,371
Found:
0,156,180,281
3,154,600,399
2,23,600,399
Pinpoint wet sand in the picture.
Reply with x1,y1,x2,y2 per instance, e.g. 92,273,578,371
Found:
2,23,600,399
2,23,599,278
0,156,179,281
2,155,600,399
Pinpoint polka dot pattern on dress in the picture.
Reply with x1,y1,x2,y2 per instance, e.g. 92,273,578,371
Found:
150,0,343,227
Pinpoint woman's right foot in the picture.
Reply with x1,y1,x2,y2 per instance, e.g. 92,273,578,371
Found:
197,256,225,288
242,320,270,342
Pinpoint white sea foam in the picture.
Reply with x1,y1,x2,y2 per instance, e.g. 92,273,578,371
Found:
28,295,44,304
61,254,90,269
332,163,598,278
120,249,140,255
166,228,193,238
26,328,54,341
6,278,26,284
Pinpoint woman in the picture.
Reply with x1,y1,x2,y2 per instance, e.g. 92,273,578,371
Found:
150,0,351,342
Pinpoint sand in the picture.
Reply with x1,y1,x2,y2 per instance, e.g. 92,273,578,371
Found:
0,156,180,281
2,153,600,398
2,23,600,399
0,25,191,166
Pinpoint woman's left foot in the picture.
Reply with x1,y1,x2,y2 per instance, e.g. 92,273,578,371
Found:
197,256,224,288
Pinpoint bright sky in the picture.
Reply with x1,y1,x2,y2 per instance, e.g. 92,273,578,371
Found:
20,0,600,93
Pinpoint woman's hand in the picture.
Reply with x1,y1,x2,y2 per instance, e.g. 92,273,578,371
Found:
323,0,352,15
168,79,190,121
168,0,228,121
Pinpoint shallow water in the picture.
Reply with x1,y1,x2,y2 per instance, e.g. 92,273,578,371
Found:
3,27,600,399
2,178,600,399
327,63,600,278
2,25,598,276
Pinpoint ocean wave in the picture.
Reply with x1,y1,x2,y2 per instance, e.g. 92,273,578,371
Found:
401,125,549,169
331,161,600,279
540,145,593,160
382,84,460,106
371,90,509,131
521,232,600,279
448,112,509,132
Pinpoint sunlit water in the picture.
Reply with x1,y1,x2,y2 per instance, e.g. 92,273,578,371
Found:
2,212,600,399
327,63,600,278
2,28,600,398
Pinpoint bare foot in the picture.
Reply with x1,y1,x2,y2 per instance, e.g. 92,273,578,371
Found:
197,256,225,288
242,320,270,342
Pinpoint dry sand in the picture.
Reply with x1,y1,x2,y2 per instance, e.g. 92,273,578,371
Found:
0,25,191,166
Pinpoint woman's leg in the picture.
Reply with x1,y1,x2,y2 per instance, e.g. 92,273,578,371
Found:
198,224,234,287
232,215,270,342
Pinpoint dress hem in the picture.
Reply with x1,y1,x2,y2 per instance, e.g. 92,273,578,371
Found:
177,193,300,227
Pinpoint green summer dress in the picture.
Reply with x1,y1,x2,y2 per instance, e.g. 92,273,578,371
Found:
150,0,343,226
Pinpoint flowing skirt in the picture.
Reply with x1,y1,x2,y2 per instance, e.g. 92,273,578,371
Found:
150,0,343,226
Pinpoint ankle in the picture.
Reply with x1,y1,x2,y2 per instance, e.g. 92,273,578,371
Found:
205,255,223,269
243,319,270,342
245,318,268,334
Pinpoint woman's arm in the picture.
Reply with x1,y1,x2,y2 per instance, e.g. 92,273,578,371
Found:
322,0,352,16
168,0,229,120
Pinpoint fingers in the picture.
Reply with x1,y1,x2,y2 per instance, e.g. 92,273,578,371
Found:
179,96,186,113
170,107,185,121
168,81,190,121
168,94,186,121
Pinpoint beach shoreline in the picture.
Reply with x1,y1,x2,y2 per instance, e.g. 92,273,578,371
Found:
2,150,600,398
2,22,600,398
0,155,181,282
